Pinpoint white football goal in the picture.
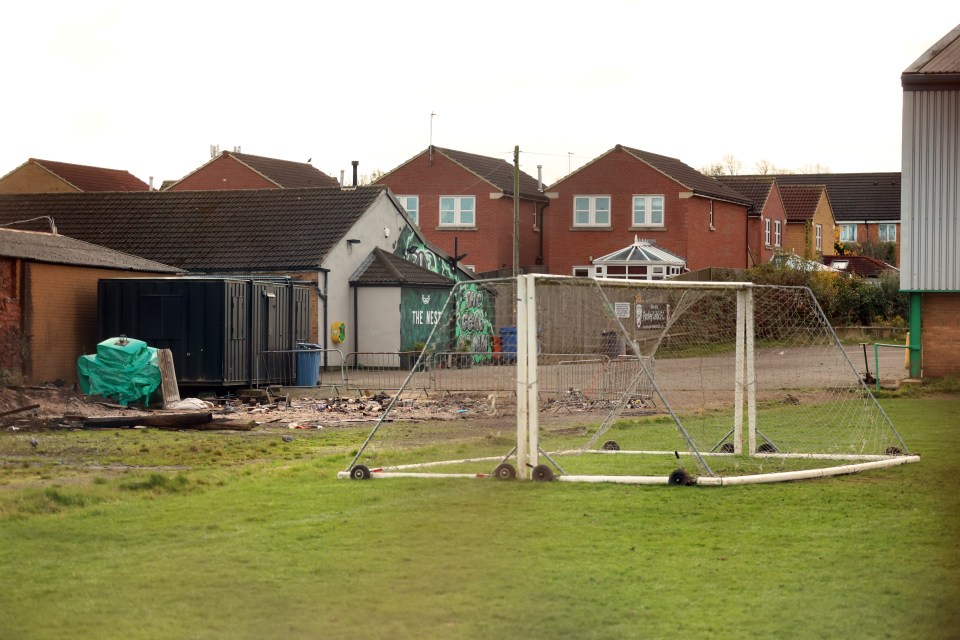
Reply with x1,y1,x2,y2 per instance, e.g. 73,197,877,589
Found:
340,275,918,486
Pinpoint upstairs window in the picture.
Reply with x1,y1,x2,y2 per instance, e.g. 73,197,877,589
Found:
765,219,771,246
879,223,897,242
574,196,611,227
632,195,664,227
396,195,419,225
839,224,858,243
439,196,475,227
774,220,782,247
816,224,823,252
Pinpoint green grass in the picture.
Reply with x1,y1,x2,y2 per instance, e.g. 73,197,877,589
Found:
1,396,959,639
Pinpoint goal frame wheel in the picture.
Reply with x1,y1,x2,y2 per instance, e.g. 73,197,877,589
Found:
531,464,555,482
350,464,371,480
493,463,517,480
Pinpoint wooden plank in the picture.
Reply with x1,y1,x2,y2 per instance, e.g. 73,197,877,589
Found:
0,404,40,418
157,349,181,407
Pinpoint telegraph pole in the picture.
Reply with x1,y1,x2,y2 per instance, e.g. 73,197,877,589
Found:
513,145,520,278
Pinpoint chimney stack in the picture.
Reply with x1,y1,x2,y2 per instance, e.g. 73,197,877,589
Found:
537,165,543,192
352,160,359,187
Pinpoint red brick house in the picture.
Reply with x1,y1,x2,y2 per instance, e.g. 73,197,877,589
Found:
776,184,835,260
0,158,150,193
543,145,754,277
376,146,550,275
759,173,901,266
716,175,789,266
165,150,339,191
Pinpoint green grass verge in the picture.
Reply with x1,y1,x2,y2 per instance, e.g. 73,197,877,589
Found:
1,396,958,639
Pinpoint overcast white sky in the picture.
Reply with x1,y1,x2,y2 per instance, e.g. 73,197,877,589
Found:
2,1,958,188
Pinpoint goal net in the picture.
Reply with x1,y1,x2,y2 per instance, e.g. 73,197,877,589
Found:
341,275,916,485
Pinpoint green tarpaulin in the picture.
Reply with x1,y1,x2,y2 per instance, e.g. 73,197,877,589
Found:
77,337,161,406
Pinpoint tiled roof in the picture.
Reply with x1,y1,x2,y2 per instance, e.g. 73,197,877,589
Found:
227,152,340,188
760,173,900,223
351,247,455,286
778,184,826,222
619,146,754,206
0,228,182,272
714,176,776,216
434,147,549,201
823,254,898,278
0,187,386,272
15,159,150,192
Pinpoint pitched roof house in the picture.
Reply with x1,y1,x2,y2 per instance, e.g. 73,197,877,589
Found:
0,158,150,193
0,228,181,385
715,175,789,266
775,184,835,259
758,172,901,263
543,145,754,277
0,187,462,359
165,150,340,191
376,146,550,275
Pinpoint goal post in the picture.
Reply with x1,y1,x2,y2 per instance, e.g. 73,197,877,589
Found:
341,274,917,485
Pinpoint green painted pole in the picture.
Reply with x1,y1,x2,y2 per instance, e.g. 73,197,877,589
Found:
909,292,922,379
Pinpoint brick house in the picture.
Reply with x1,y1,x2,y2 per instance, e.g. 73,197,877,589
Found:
763,173,901,265
376,146,550,275
776,184,836,260
0,158,150,193
0,228,181,385
715,175,789,266
543,145,754,277
164,150,339,191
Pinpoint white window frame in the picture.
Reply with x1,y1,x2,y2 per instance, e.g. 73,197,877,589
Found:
439,196,475,227
765,218,771,246
396,195,419,226
632,195,664,227
572,266,591,278
774,220,782,247
815,224,823,252
879,223,897,243
573,195,611,227
839,224,858,243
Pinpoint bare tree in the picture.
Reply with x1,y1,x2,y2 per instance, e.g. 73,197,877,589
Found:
360,169,386,185
797,162,831,174
722,154,742,176
700,161,726,176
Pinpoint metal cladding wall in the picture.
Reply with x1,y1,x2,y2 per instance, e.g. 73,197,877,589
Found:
97,278,311,386
901,88,960,292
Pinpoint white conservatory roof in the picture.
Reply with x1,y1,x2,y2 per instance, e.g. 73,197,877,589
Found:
591,236,686,267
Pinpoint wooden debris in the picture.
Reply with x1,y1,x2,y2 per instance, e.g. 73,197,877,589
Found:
0,404,40,418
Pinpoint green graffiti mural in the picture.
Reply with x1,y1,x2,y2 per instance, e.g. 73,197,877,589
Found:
400,288,448,352
395,226,463,282
455,284,494,360
395,225,494,361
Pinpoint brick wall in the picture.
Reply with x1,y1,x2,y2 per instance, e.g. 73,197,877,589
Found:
922,293,960,378
167,155,277,191
0,257,23,377
543,148,749,274
0,163,79,193
23,263,170,384
378,152,542,273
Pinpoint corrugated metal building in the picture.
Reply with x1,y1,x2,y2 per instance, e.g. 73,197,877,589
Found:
901,23,960,377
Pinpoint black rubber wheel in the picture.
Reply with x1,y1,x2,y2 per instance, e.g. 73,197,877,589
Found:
757,443,776,454
885,446,903,456
601,440,621,451
668,469,692,486
531,464,554,482
719,442,735,453
493,463,517,480
350,464,371,480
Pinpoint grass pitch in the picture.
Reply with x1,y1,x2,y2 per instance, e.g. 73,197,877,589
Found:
1,395,958,639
